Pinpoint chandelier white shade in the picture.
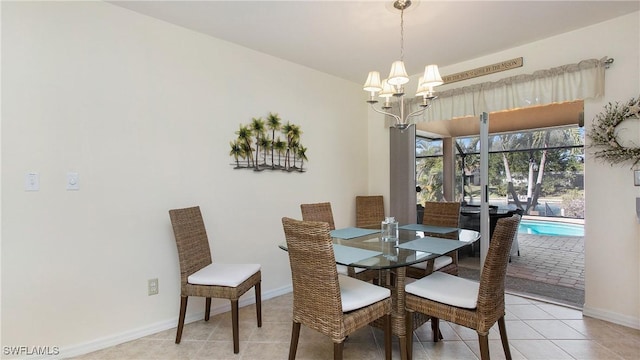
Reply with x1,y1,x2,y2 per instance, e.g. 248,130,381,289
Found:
422,64,444,87
363,0,443,129
363,71,382,92
388,61,409,86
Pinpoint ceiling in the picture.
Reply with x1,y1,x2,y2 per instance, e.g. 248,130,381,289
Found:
415,101,585,138
110,1,639,84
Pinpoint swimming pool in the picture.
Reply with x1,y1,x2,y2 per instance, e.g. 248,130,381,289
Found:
518,219,584,236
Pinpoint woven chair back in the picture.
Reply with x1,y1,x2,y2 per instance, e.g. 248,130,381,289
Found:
169,206,213,291
281,217,343,338
355,195,385,229
300,202,336,230
477,214,521,317
422,201,461,228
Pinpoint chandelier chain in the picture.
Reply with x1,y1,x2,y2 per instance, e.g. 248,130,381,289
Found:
400,8,404,61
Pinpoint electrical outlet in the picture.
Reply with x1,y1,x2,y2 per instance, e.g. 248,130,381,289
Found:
148,278,159,296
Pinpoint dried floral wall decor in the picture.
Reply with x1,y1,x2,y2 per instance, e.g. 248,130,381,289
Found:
229,113,308,172
587,96,640,169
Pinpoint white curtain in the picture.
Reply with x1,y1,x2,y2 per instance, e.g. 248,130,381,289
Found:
410,57,607,123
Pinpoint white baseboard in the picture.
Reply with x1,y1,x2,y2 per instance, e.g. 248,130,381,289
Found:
582,305,640,330
59,285,293,359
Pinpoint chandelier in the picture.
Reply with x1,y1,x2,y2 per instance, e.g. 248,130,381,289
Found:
363,0,443,130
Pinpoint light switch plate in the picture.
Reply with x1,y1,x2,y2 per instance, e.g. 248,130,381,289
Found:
67,172,79,190
25,173,40,191
634,170,640,186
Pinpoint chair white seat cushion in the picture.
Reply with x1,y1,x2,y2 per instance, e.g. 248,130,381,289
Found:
336,256,379,275
409,255,453,271
336,264,370,275
405,271,479,309
338,274,390,312
188,263,261,287
336,264,349,275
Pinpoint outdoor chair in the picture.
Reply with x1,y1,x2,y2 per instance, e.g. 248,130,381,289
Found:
169,206,262,354
407,201,461,278
405,214,521,360
281,217,392,360
509,208,524,261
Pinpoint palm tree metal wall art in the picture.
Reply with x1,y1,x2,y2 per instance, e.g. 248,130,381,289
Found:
229,112,308,172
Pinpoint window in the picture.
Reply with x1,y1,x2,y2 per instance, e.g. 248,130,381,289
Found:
417,126,585,218
416,138,444,204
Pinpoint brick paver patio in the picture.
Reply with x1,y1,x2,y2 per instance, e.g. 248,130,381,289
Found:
455,215,586,307
508,233,584,290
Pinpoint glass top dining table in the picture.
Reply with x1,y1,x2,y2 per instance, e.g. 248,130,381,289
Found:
279,224,479,268
279,224,480,360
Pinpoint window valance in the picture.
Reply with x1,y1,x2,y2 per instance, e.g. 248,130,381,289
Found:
410,57,607,123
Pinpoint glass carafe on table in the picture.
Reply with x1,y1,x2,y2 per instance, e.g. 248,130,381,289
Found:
381,216,398,242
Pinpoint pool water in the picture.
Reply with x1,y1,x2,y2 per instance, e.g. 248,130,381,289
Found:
518,219,584,236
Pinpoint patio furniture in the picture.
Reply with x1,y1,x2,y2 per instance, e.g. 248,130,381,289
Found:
460,205,522,258
509,209,524,261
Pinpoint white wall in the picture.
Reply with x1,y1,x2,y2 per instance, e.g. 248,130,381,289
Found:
1,2,368,356
369,11,640,328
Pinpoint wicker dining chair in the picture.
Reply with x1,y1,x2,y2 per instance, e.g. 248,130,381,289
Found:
281,217,392,360
300,202,378,282
405,214,521,360
407,201,462,279
169,206,262,354
355,195,385,229
300,202,336,230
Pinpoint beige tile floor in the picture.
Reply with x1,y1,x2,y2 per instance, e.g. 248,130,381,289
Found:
74,292,640,360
